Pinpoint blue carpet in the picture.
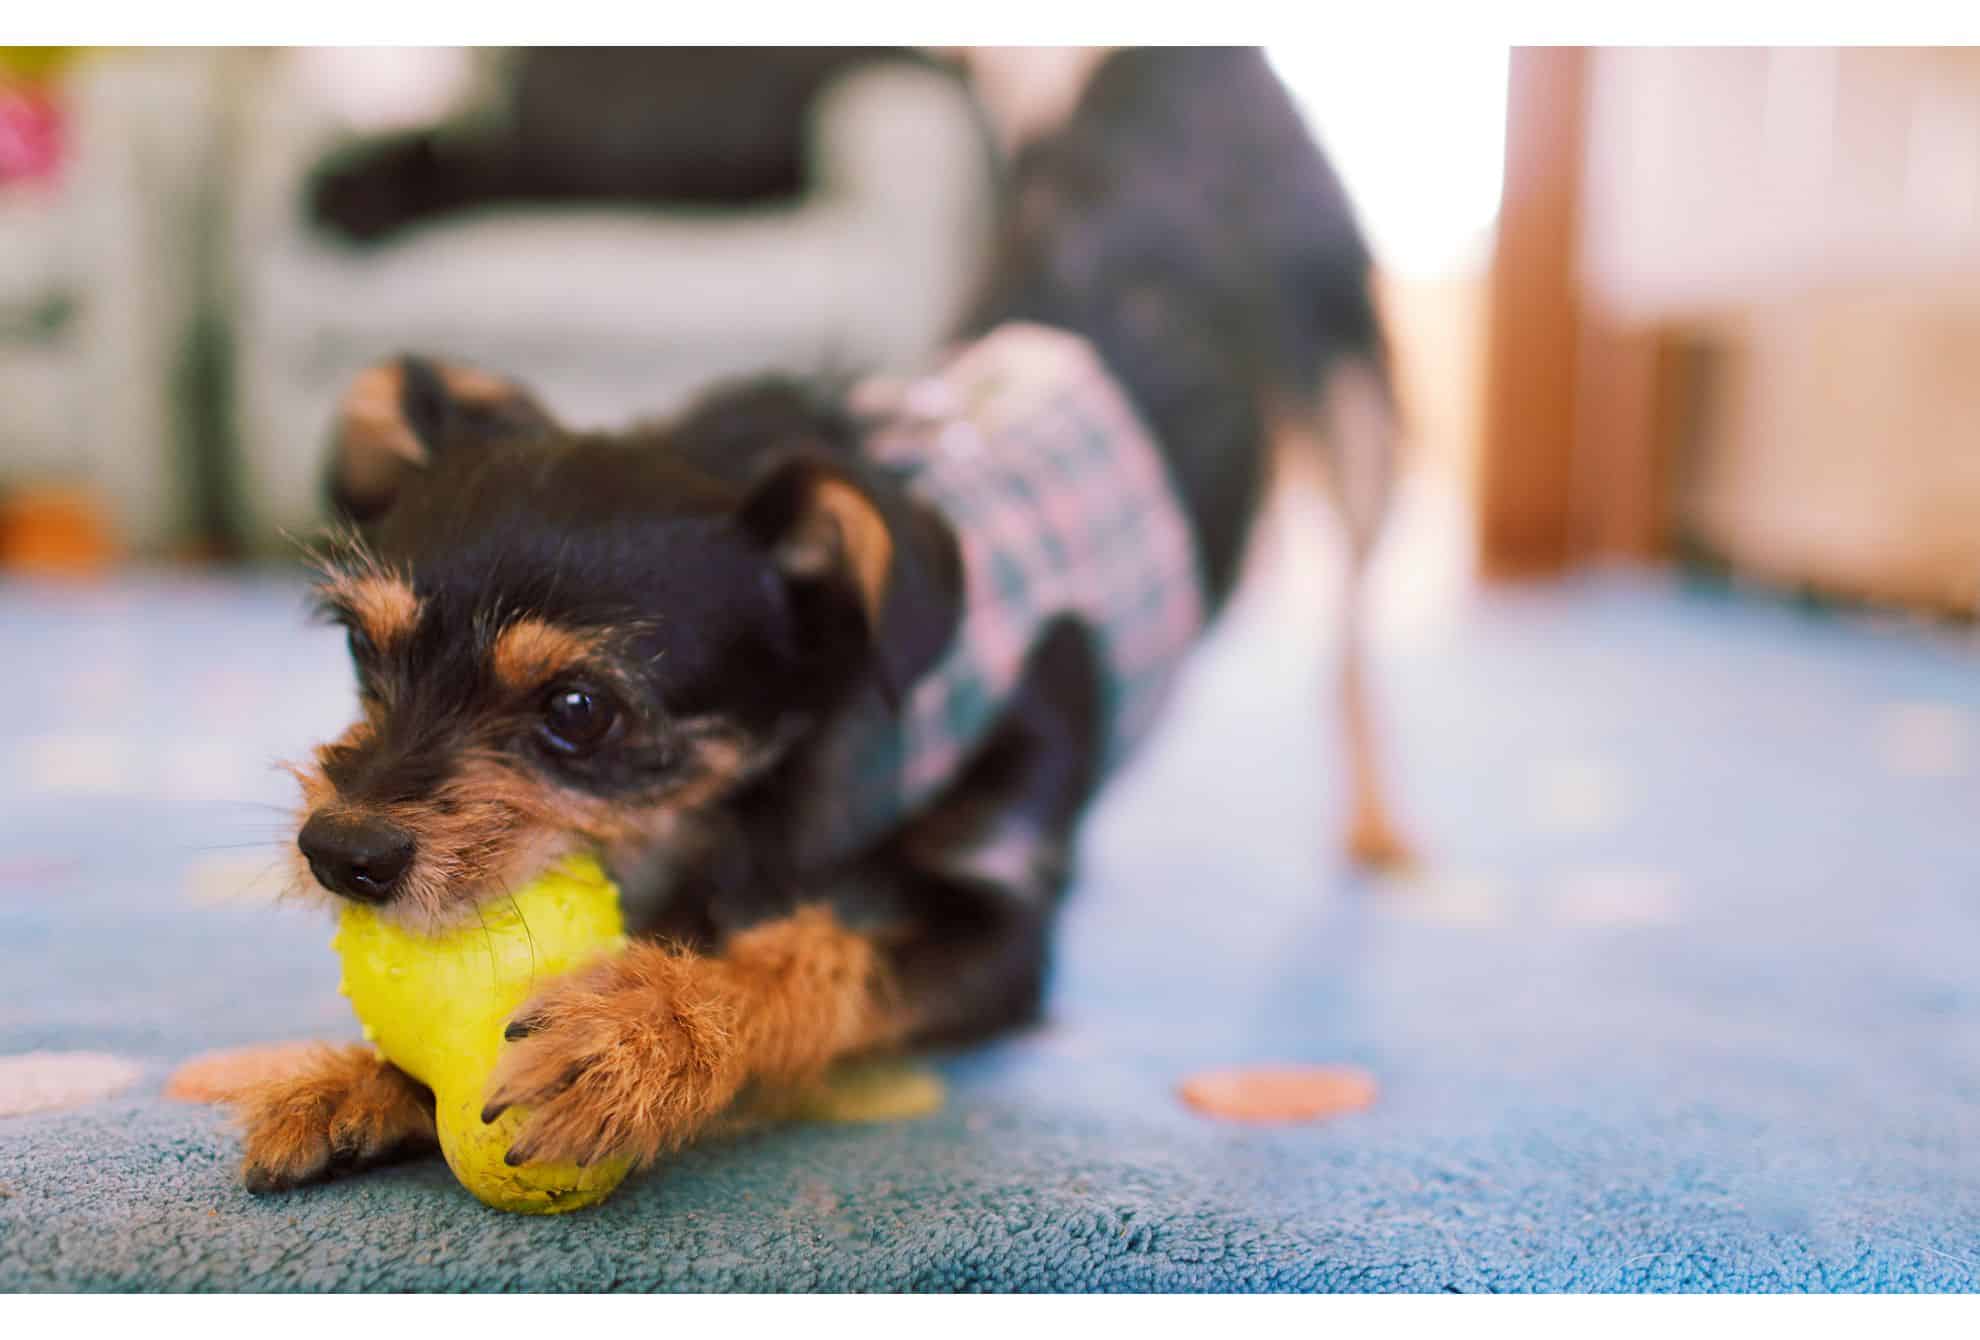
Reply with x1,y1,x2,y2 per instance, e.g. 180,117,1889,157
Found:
2,565,1977,1291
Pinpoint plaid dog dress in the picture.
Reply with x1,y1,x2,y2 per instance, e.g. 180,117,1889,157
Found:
817,323,1207,863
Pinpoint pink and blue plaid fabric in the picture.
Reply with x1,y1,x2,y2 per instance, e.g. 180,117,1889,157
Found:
843,323,1207,843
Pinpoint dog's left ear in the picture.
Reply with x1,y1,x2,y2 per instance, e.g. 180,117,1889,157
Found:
327,355,557,524
736,454,962,706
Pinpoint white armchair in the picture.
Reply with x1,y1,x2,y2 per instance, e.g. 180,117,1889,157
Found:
223,49,998,549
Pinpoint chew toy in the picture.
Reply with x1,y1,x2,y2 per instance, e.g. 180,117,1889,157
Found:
332,852,634,1213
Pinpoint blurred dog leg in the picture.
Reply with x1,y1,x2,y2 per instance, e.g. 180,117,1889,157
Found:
1284,357,1416,873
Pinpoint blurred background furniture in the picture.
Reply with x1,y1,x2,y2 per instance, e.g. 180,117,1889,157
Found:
0,47,226,558
0,173,74,489
17,43,1977,621
1481,47,1980,618
220,48,998,552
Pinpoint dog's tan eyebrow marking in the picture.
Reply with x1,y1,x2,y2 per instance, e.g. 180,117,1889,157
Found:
492,618,602,692
319,571,422,650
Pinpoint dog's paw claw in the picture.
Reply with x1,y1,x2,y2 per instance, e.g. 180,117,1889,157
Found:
234,1048,435,1193
483,955,744,1168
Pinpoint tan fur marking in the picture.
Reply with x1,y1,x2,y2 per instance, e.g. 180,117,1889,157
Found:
1340,631,1415,871
331,359,536,510
234,1043,436,1193
437,362,522,404
483,908,897,1168
319,571,421,652
794,478,893,628
345,752,581,937
335,360,528,465
336,364,426,468
491,618,600,693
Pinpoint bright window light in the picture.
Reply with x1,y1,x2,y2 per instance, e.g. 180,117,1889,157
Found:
1267,45,1510,280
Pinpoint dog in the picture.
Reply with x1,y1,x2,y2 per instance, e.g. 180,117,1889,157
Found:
237,46,1411,1193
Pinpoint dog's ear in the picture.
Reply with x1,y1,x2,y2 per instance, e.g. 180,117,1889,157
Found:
736,453,962,706
325,355,556,524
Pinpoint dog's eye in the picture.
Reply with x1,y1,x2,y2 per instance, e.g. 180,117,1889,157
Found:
538,686,619,757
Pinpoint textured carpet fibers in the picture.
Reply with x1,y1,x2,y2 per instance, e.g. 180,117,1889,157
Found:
2,565,1977,1291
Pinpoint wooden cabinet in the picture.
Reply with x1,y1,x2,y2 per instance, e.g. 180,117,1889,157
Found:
1482,47,1980,614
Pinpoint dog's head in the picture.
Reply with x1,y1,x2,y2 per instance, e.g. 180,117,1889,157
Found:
291,356,959,931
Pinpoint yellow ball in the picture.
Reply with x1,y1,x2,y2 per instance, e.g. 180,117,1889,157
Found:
332,853,634,1214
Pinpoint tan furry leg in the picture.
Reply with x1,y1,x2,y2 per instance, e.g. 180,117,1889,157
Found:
1339,598,1415,871
1280,358,1418,872
484,907,896,1169
234,1043,436,1193
1330,359,1417,871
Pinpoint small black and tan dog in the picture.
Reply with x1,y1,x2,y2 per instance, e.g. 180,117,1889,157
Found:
238,47,1411,1192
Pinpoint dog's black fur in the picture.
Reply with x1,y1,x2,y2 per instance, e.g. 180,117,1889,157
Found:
243,47,1403,1190
967,47,1387,600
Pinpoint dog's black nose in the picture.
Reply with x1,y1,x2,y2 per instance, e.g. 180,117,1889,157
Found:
298,814,415,902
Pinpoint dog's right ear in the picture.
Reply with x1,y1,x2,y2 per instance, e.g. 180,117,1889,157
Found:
325,355,556,524
736,452,963,709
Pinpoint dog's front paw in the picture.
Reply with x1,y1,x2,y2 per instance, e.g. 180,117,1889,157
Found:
481,949,746,1169
236,1045,436,1194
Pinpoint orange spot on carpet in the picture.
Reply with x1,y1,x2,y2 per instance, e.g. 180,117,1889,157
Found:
0,1051,143,1116
1178,1064,1379,1124
164,1041,333,1105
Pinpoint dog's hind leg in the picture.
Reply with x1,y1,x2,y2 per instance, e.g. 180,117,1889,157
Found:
1282,356,1416,873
